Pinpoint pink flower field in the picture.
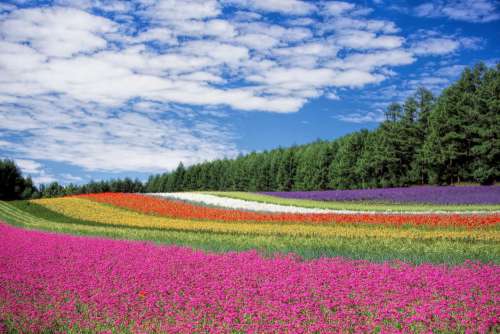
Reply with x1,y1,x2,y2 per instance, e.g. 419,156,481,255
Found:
0,223,498,333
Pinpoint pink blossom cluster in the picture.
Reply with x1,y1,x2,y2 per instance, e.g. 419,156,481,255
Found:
0,223,498,333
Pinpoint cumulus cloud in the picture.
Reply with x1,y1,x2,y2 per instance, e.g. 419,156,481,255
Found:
0,6,116,57
415,0,500,23
144,0,221,21
410,35,484,56
334,30,404,50
335,111,384,123
330,50,415,71
0,96,239,173
225,0,316,15
411,37,460,55
323,1,356,16
14,159,44,175
0,0,438,174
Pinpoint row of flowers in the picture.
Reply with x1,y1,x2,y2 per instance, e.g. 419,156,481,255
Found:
157,191,500,214
207,191,500,212
32,197,499,241
79,192,500,228
261,185,500,204
1,224,497,333
153,192,333,213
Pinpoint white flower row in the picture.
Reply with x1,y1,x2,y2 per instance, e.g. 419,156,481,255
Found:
149,192,334,214
147,192,498,215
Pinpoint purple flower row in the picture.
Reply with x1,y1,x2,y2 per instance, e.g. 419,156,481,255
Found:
1,223,498,333
262,185,500,204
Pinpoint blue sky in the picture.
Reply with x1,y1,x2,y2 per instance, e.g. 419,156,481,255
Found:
0,0,498,184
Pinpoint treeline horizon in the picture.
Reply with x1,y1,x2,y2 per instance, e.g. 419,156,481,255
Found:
146,62,499,193
1,62,498,200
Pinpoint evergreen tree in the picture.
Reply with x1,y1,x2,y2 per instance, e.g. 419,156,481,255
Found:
276,148,296,191
468,63,500,184
0,159,30,200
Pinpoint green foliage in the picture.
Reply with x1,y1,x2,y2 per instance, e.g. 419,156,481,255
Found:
145,62,499,191
423,63,499,185
0,159,38,200
36,178,145,198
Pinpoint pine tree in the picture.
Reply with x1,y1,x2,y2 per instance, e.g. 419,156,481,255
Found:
469,63,500,184
276,148,296,191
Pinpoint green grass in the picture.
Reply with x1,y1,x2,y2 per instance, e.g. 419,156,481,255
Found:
1,200,498,264
204,191,500,212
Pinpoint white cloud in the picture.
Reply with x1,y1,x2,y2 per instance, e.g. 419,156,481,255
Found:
331,50,415,71
330,70,385,87
61,173,84,182
226,0,316,15
322,17,399,34
286,17,315,26
0,7,116,57
54,0,134,12
411,36,482,56
0,0,425,174
235,21,313,43
14,159,43,175
130,28,177,44
335,111,384,123
325,91,340,100
334,30,404,49
236,33,280,50
323,1,356,16
415,0,500,23
274,42,337,57
435,64,467,77
6,158,58,185
180,40,249,65
411,37,460,55
32,173,59,185
1,96,239,172
144,0,221,21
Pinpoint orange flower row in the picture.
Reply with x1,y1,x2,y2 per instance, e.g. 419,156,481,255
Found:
77,193,500,228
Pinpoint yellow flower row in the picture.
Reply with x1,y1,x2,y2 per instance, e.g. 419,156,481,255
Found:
33,198,500,241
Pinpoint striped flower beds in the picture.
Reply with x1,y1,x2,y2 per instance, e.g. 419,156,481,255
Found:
0,194,495,263
262,185,500,204
81,192,500,228
153,192,333,213
1,224,498,333
205,191,500,213
31,197,499,241
0,190,498,333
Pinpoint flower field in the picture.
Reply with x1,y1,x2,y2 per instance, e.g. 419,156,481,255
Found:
1,224,499,333
262,185,500,204
79,192,500,228
0,189,499,333
205,191,500,212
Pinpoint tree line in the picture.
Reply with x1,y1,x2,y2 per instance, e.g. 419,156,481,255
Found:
146,63,499,192
0,160,144,200
1,62,498,200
